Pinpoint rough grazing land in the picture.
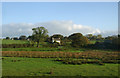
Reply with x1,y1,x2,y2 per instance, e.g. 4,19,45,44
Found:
2,40,29,44
2,57,119,76
2,51,119,76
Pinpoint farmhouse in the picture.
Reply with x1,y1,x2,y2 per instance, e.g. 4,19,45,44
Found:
52,37,61,44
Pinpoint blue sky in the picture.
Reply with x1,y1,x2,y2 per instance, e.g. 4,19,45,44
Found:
2,2,118,37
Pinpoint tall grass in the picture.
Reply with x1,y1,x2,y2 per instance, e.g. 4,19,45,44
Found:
2,51,119,60
2,57,119,76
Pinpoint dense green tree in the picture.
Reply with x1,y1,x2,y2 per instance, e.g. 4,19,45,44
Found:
13,37,18,40
31,27,48,47
86,34,103,40
112,37,120,49
19,35,27,40
86,34,93,40
91,35,97,40
68,33,83,40
68,33,89,47
63,36,70,42
6,37,10,40
97,34,102,39
105,35,117,40
118,34,120,37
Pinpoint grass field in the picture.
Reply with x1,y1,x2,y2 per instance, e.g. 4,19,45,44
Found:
2,57,119,76
2,40,30,44
89,40,96,44
1,40,119,77
2,40,96,44
2,39,104,45
2,47,85,52
2,48,116,53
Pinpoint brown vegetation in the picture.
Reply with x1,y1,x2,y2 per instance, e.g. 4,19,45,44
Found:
2,51,119,60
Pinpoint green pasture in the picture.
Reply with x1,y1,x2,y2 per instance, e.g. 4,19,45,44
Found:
89,40,104,44
2,48,85,52
2,57,119,76
89,40,96,44
2,39,98,45
2,40,30,44
2,47,114,52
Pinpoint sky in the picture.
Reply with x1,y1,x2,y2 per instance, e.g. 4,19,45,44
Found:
2,2,118,37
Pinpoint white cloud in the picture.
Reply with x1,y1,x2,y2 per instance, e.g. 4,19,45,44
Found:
72,24,101,34
35,20,102,36
100,30,118,37
2,20,117,37
2,23,35,37
68,26,72,31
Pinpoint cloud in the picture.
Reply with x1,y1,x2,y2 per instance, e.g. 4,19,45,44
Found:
2,20,117,37
100,30,118,37
72,24,101,34
36,20,101,36
2,23,35,37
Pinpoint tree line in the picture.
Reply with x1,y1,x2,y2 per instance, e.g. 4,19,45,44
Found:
4,26,120,50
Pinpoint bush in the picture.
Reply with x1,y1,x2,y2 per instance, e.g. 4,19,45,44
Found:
55,58,105,65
